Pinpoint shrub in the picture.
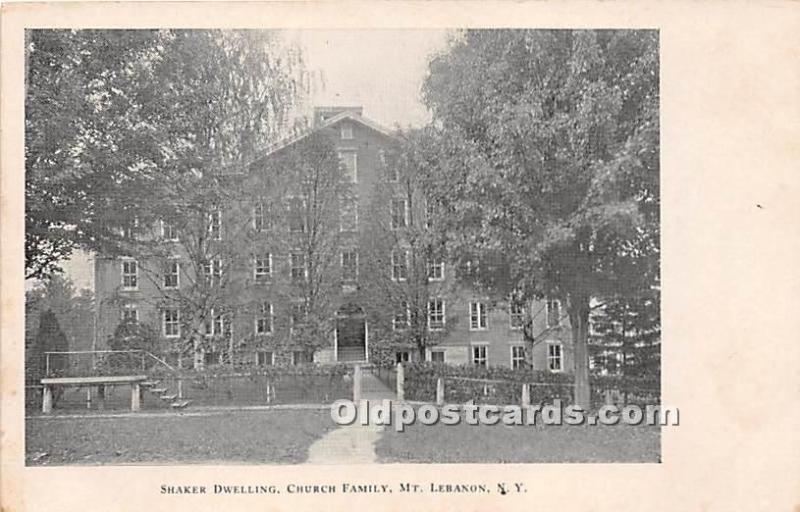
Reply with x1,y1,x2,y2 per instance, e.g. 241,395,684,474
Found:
403,362,574,405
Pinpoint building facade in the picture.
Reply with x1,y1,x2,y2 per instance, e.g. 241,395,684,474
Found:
94,106,573,372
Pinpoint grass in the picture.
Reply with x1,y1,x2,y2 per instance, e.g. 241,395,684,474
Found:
376,420,661,463
26,409,337,466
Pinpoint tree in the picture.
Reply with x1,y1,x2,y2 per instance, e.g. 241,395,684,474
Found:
360,129,454,361
42,30,306,368
104,320,161,373
590,286,661,379
34,310,69,379
255,133,353,361
25,275,94,381
25,30,165,279
25,29,305,280
421,30,659,407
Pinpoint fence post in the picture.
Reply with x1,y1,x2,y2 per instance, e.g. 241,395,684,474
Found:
42,386,53,414
131,383,141,411
396,363,404,401
353,365,362,403
436,377,444,406
521,383,530,408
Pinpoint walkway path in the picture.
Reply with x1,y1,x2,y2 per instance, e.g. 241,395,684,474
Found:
305,370,394,464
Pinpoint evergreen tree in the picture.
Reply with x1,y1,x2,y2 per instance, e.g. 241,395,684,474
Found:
35,310,69,378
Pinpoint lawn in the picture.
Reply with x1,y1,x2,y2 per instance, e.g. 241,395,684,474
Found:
376,421,660,463
26,409,336,465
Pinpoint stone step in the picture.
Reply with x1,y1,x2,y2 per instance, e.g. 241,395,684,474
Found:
338,346,367,362
171,400,191,409
160,394,178,401
141,381,160,387
150,387,167,394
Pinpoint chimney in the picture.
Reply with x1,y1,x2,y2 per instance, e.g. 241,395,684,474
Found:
313,106,363,127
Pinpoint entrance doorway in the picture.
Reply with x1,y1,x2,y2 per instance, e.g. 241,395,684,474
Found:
336,303,367,362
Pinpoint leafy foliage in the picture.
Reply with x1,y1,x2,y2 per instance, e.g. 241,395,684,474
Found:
420,30,660,406
359,129,453,359
25,29,304,279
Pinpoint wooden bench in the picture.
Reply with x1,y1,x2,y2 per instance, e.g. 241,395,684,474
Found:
40,375,148,413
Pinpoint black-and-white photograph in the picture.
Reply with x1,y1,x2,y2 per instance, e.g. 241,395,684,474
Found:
24,28,661,465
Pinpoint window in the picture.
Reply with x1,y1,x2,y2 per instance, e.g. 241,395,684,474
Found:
288,197,306,233
429,350,445,363
257,351,274,366
121,259,138,290
204,350,218,366
509,299,525,330
163,308,180,338
123,217,139,240
511,346,526,370
340,196,358,231
548,343,563,372
341,250,358,282
254,254,272,283
547,299,561,327
427,258,444,281
472,345,488,367
391,199,407,229
290,253,306,282
338,150,358,182
204,309,225,337
340,123,353,140
396,351,410,363
392,301,410,331
163,259,179,289
161,220,178,241
208,210,222,240
381,150,398,182
428,298,445,330
253,202,270,232
292,351,310,365
290,302,306,329
391,250,408,281
121,304,138,323
255,302,273,335
202,259,222,285
469,301,488,330
213,313,224,337
425,201,436,229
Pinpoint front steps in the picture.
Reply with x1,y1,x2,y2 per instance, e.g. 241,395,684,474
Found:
141,380,192,410
337,346,367,362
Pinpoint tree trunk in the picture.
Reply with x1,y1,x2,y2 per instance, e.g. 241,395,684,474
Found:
568,295,591,409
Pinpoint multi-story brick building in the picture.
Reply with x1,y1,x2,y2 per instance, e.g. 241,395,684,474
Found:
94,106,573,373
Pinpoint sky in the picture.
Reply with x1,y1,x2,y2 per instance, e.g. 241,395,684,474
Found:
286,29,451,130
56,29,452,293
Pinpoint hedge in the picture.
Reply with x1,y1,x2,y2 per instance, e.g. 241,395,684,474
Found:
403,362,574,405
402,363,660,407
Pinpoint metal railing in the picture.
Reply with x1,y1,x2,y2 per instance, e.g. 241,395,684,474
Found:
43,350,175,378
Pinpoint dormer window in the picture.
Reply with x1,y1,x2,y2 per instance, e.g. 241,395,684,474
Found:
340,123,354,140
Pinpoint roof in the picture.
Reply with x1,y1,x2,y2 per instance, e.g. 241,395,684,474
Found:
259,110,399,160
